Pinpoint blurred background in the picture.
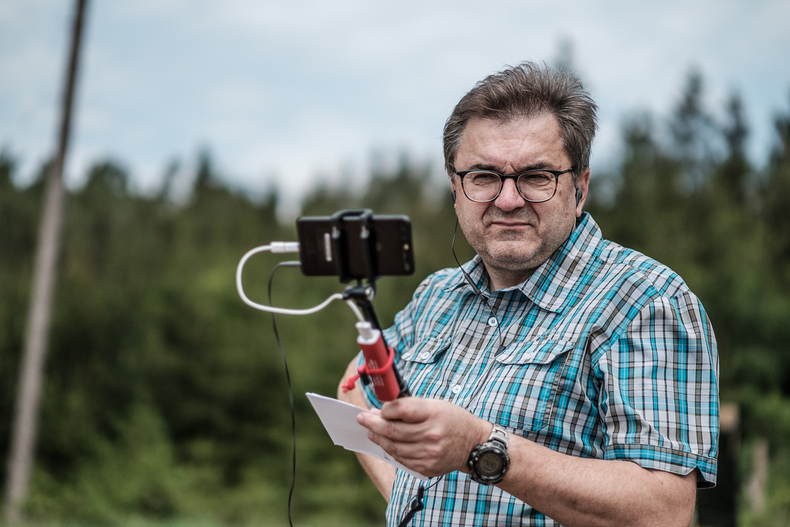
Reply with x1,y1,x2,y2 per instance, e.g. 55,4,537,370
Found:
1,0,790,526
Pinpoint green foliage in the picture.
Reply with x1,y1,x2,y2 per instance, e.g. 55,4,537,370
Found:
1,74,790,526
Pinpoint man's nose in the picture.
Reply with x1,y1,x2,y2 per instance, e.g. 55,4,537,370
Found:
494,178,526,211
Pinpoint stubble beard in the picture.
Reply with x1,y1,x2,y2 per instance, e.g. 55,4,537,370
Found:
467,209,575,280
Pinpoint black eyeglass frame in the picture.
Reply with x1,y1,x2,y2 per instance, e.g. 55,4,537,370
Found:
454,167,576,203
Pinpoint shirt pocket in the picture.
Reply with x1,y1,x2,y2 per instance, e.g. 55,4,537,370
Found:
398,336,451,397
477,338,574,433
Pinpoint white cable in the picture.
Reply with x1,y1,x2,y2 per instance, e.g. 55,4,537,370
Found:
345,300,366,323
236,244,345,316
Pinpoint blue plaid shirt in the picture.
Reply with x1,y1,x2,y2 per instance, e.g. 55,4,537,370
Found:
359,213,719,526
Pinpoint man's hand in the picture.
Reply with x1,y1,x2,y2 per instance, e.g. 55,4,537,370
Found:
357,397,490,478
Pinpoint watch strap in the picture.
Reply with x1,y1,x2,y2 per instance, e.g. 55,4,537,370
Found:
488,423,508,447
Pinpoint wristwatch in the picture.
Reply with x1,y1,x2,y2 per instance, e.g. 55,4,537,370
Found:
467,423,509,485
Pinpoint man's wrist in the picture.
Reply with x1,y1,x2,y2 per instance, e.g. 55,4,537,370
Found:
477,420,494,443
461,420,494,472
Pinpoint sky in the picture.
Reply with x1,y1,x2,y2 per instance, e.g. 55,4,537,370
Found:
1,0,789,216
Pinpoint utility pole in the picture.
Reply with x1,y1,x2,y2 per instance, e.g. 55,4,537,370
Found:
4,0,89,522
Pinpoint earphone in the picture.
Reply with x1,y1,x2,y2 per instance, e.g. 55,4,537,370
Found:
452,190,456,204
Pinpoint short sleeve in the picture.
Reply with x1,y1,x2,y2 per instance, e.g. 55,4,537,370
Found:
596,290,719,487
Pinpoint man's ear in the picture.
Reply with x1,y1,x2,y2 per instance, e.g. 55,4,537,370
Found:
575,167,591,217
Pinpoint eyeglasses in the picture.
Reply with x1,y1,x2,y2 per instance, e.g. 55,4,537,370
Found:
455,167,576,203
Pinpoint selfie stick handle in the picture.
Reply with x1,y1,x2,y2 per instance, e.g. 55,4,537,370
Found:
356,322,402,401
345,285,411,401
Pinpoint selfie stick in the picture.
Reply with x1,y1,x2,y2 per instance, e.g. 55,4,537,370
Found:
332,210,410,401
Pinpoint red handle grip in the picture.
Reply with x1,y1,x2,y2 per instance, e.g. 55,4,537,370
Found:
358,331,400,402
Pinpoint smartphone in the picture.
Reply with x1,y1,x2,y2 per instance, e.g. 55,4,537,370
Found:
297,214,415,279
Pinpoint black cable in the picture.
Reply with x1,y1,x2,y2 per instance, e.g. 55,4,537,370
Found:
397,486,424,527
397,476,444,527
267,260,302,527
451,219,504,348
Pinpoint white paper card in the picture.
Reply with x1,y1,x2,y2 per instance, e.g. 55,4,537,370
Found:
306,392,428,481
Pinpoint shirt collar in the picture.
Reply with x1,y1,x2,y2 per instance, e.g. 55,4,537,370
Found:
517,212,602,313
445,213,603,313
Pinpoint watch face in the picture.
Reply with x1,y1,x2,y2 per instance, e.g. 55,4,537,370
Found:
477,450,504,476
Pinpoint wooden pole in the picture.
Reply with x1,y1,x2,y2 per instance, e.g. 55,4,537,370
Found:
3,0,88,522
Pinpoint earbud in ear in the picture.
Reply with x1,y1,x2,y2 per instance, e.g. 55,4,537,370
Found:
452,190,457,204
575,185,582,205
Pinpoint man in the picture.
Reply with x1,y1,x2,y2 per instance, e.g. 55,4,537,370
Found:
338,62,718,527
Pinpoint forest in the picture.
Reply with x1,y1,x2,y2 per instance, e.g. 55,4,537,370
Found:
2,70,790,526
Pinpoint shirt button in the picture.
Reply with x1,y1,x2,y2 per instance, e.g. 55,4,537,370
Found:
451,384,462,394
487,316,498,327
418,351,431,360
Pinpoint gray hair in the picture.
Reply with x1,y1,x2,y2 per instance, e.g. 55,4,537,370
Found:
443,62,598,180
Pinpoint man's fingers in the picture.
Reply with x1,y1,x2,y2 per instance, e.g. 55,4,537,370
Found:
367,431,448,477
359,410,428,442
369,431,425,461
379,397,433,422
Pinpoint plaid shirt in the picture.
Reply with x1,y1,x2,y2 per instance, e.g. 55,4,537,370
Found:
359,212,719,526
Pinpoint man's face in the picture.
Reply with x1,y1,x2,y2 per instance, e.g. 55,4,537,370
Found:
452,113,589,290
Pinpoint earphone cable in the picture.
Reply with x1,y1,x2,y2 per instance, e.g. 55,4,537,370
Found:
451,219,504,348
396,476,444,527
